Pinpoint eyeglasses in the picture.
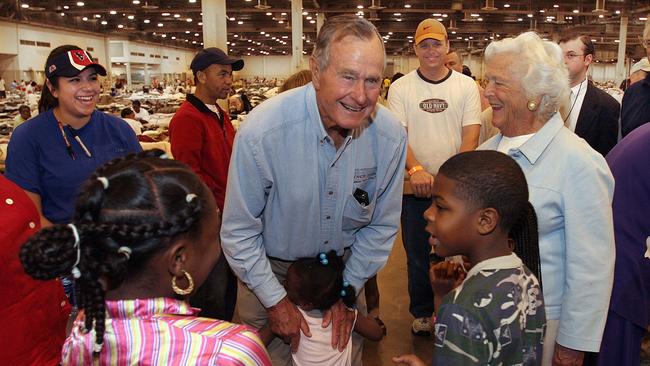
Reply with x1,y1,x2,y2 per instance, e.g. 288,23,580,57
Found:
564,53,585,60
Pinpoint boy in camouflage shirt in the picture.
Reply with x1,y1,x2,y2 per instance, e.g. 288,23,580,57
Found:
394,151,545,366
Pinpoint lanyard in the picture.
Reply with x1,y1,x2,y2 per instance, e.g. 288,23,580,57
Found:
56,120,93,159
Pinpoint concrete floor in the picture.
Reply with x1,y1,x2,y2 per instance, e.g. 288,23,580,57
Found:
362,230,433,366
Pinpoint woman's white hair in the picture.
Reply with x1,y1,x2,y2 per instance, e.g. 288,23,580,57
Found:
484,31,569,122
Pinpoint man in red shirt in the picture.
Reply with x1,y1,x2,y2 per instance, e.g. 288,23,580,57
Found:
169,47,244,321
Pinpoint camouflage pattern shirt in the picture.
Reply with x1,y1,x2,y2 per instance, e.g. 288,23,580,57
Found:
433,254,546,365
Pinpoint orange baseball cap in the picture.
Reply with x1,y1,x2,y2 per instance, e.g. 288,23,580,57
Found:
415,19,447,44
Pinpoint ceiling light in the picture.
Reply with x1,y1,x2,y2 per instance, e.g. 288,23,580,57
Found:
174,14,181,18
614,40,620,43
404,4,411,8
396,18,402,22
185,30,190,33
161,12,170,16
118,24,124,28
527,13,533,18
127,15,134,19
640,17,648,21
615,10,620,15
278,20,284,23
357,5,363,9
172,36,176,39
260,31,265,34
306,16,312,20
598,14,604,18
572,9,579,14
503,3,510,7
194,33,199,36
407,35,413,38
94,14,101,18
21,3,29,8
101,20,107,25
198,22,202,25
229,17,235,20
309,20,316,23
266,12,272,16
553,4,559,8
189,0,196,2
157,22,163,27
186,18,192,22
393,12,401,16
132,0,139,4
517,18,523,21
63,5,69,9
237,20,243,24
110,10,117,14
144,19,150,23
302,11,308,15
442,14,448,17
76,1,84,6
82,16,88,21
450,31,456,34
162,34,167,38
539,10,545,13
281,12,286,15
60,12,65,16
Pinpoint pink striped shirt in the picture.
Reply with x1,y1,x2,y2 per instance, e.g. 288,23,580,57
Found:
61,297,271,366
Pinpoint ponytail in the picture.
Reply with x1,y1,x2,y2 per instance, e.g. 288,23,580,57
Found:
510,202,542,289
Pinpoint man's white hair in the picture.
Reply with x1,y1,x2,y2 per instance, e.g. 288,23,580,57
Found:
484,31,570,122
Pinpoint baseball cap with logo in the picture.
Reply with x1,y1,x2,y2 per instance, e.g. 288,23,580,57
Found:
45,49,107,80
415,19,447,45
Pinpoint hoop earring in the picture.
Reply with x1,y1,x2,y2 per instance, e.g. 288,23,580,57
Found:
171,270,194,296
527,100,538,111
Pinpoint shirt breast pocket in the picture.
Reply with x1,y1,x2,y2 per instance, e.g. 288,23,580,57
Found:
342,195,376,231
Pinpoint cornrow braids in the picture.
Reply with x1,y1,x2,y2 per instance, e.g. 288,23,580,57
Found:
20,149,209,356
509,202,542,289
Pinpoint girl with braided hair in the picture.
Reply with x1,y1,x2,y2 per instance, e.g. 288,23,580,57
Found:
20,149,271,365
394,150,545,366
259,250,384,366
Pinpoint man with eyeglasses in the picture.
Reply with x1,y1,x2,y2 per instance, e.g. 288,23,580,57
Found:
621,20,650,137
387,18,481,337
558,34,619,156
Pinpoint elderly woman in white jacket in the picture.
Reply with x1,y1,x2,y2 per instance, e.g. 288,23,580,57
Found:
478,32,615,366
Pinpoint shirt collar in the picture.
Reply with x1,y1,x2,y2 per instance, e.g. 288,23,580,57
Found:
105,297,199,319
451,253,522,302
186,93,221,117
571,78,588,95
465,253,522,279
515,112,564,165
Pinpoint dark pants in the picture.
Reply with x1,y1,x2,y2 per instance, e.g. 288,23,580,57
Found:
401,195,434,319
190,254,237,321
584,310,647,366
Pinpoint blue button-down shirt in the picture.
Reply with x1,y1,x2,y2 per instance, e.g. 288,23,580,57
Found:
479,113,615,352
221,83,407,308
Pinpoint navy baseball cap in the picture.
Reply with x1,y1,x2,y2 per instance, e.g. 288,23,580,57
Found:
45,49,107,80
190,47,244,73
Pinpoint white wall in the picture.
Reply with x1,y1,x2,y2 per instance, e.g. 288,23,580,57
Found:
0,20,196,85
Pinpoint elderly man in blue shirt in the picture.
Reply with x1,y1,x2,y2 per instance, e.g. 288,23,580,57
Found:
221,15,407,365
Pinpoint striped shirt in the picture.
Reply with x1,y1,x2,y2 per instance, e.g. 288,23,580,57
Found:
61,297,271,365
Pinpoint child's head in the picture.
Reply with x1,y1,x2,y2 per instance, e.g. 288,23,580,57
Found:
286,250,355,311
20,149,222,354
424,151,540,275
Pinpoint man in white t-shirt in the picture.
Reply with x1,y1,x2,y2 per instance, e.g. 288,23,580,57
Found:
120,107,143,135
387,18,481,336
132,100,150,123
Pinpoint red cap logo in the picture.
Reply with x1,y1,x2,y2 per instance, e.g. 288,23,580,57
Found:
68,50,93,71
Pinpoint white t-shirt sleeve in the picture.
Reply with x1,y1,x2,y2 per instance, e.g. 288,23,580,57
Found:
461,79,482,127
387,80,408,128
